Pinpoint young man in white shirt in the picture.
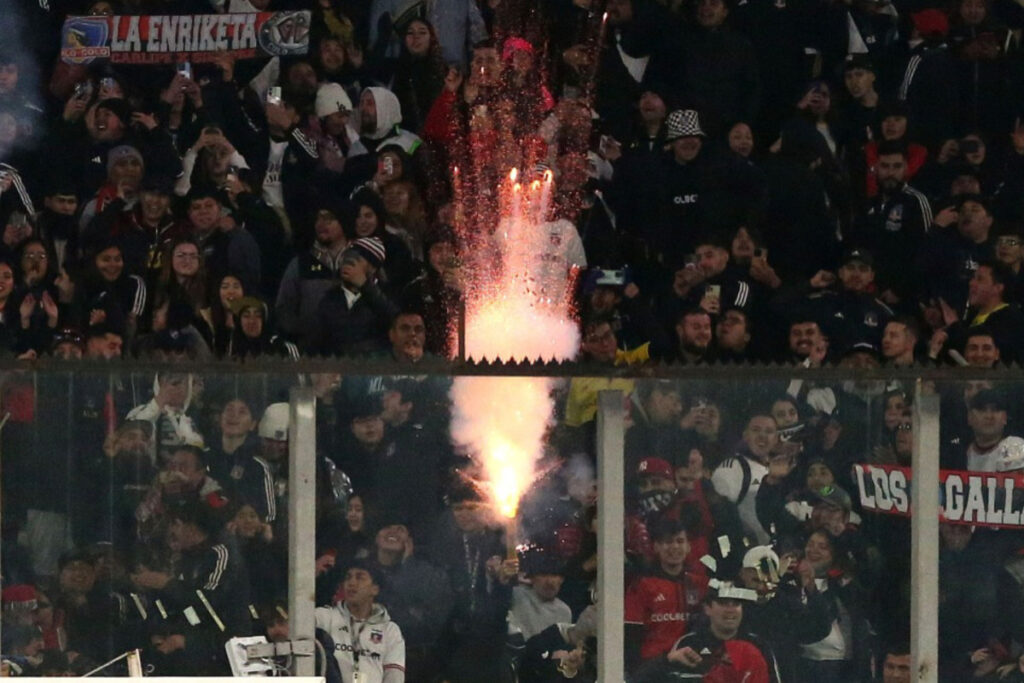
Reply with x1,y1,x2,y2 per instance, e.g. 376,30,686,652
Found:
316,563,406,683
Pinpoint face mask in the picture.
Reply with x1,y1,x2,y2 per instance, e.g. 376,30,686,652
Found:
638,489,674,515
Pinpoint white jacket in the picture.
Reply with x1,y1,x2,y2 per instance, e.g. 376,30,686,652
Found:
315,602,405,683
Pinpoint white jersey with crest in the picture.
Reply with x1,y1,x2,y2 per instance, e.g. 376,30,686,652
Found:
315,602,405,683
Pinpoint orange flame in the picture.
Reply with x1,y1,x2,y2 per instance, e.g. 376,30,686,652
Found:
451,167,578,522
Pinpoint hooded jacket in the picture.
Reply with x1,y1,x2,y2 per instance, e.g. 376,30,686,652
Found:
349,87,423,157
315,602,406,683
125,374,204,452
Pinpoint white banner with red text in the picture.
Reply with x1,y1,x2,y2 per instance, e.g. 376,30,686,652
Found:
60,11,310,65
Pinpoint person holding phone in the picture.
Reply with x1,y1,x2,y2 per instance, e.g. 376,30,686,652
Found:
313,82,358,172
311,236,400,357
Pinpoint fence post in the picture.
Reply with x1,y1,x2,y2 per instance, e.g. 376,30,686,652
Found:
912,385,940,682
289,387,317,677
596,390,625,682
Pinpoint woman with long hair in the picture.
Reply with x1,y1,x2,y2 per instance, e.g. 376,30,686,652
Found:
151,237,211,343
381,179,429,259
348,187,417,294
796,530,874,683
209,273,245,358
8,239,64,354
390,18,447,134
73,240,146,343
0,257,18,352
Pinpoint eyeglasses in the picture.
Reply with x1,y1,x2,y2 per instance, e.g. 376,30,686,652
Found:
998,237,1021,247
23,252,47,261
896,423,913,431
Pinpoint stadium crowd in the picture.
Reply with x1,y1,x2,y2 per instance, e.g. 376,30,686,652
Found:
2,0,1024,679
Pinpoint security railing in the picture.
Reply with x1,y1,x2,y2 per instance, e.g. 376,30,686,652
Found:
1,361,1019,682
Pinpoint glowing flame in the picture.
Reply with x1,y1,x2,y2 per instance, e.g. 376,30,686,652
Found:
450,169,577,521
451,377,559,519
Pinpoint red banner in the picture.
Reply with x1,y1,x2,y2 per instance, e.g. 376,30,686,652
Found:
853,463,1024,529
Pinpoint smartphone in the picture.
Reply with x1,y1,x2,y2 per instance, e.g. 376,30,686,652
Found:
73,81,93,99
266,86,282,106
10,212,28,230
684,254,699,270
176,61,192,80
382,156,394,176
706,284,721,304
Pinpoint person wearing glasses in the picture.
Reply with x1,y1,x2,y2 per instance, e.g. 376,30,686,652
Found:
994,225,1024,303
7,239,66,354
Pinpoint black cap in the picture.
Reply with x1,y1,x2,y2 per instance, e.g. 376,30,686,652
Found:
313,193,349,221
58,548,97,571
167,500,222,537
51,327,85,350
446,481,484,505
969,388,1008,412
140,174,175,195
843,54,875,73
841,248,874,268
187,183,226,205
954,193,993,214
878,100,910,120
344,394,381,421
520,547,565,576
95,97,133,126
153,328,190,353
843,341,880,358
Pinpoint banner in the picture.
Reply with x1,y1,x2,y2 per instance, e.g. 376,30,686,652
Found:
60,11,310,65
853,463,1024,529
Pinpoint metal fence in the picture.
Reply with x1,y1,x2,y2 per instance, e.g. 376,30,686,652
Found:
1,362,1020,682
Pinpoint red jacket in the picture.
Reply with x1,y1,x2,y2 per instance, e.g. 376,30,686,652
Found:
625,569,708,661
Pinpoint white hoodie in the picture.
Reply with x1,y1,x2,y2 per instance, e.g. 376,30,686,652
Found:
125,374,204,452
349,87,422,158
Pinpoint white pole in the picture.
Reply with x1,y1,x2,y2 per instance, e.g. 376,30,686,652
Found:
288,387,317,677
596,390,625,683
911,386,940,683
